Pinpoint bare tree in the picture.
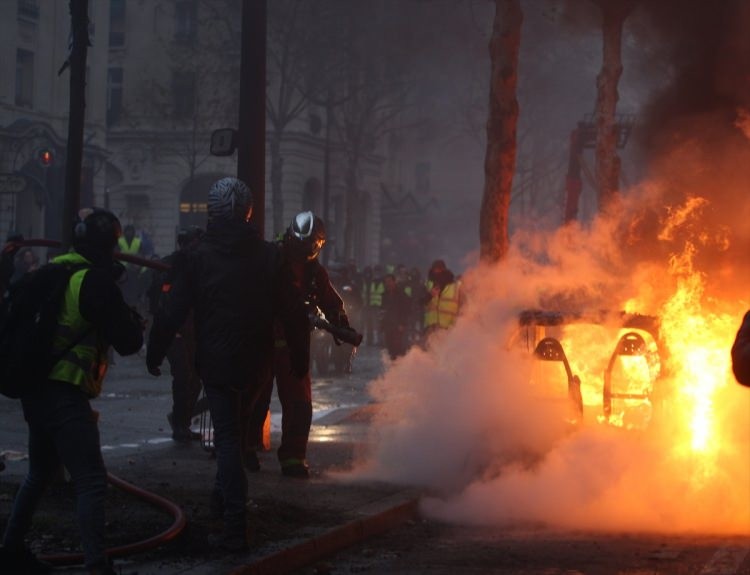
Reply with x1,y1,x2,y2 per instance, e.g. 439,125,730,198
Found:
266,0,321,236
120,1,240,186
480,0,523,263
591,0,638,211
333,2,415,261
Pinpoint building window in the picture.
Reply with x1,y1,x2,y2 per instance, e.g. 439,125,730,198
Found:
172,70,195,119
109,0,125,48
107,67,123,126
15,49,34,108
17,0,39,20
174,1,196,44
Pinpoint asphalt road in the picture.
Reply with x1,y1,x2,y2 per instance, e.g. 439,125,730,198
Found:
1,345,749,575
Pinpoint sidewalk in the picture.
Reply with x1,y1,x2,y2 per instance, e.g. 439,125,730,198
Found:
0,346,420,575
100,431,418,575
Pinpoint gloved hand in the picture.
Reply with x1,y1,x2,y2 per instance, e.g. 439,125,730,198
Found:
110,260,126,281
146,346,162,376
147,361,161,377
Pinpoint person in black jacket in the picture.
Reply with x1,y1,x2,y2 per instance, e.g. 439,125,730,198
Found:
0,208,144,575
244,211,355,479
731,311,750,387
146,178,305,551
148,227,205,442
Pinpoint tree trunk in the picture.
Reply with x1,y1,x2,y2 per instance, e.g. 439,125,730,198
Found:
594,1,634,212
343,154,359,261
480,0,522,264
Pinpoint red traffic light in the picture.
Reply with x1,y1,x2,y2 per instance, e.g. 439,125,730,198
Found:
38,149,54,167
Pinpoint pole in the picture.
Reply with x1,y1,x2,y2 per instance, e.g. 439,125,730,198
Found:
322,91,332,265
237,0,267,238
62,0,89,250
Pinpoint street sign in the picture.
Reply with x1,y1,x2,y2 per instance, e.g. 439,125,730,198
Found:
0,173,28,195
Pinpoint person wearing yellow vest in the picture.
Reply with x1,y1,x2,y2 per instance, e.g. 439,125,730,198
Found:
1,208,143,574
423,259,463,338
116,224,143,310
364,265,385,346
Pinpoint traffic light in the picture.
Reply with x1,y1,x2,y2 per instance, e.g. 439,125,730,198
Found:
38,148,54,167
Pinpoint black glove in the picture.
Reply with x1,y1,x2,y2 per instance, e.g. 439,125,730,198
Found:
110,260,126,281
145,344,162,376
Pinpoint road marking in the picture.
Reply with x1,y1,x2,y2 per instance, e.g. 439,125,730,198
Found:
700,544,750,575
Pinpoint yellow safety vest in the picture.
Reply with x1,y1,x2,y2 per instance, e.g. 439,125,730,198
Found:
369,281,384,307
424,281,461,330
118,236,141,255
48,252,108,398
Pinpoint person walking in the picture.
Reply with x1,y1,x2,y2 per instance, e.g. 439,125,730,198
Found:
244,211,356,479
0,208,144,575
149,227,205,442
381,273,411,360
423,259,463,339
146,177,301,551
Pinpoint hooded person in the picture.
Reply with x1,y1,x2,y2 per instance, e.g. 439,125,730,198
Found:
146,177,304,551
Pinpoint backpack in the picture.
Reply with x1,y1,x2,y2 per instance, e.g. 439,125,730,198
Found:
0,263,87,399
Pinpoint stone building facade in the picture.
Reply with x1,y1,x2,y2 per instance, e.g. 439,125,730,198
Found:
0,0,386,265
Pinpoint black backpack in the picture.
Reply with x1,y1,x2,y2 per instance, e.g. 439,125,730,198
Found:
0,263,88,399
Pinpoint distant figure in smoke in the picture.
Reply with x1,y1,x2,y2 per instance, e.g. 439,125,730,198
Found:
381,273,411,360
731,311,750,387
423,259,463,339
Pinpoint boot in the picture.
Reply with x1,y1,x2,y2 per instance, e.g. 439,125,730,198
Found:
243,450,260,472
280,458,310,479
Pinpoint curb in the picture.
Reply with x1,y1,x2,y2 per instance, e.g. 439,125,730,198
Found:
230,491,420,575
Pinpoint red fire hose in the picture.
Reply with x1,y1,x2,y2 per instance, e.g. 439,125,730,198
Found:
7,239,184,564
39,472,187,566
8,238,172,271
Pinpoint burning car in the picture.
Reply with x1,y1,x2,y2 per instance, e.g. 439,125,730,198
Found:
510,309,666,429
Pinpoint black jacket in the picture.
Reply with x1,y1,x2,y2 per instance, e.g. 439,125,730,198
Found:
147,220,305,388
79,264,144,356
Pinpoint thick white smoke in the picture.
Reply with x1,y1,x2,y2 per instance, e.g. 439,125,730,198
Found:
345,183,750,535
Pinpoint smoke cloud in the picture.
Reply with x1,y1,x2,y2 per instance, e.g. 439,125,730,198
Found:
345,187,750,534
338,0,750,537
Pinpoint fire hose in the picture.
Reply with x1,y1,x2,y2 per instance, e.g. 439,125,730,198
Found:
39,472,187,567
5,239,185,565
6,238,171,271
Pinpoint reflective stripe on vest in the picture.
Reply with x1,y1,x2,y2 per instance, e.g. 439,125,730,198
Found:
369,281,384,307
48,253,107,398
118,236,141,255
424,281,460,329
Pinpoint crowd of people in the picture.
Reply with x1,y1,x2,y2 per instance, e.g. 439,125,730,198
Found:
325,257,465,361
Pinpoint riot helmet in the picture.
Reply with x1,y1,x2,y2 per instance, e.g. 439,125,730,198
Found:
207,177,253,223
286,211,326,260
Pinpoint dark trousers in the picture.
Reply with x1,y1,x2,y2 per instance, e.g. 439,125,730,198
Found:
2,381,108,568
383,324,408,360
203,382,249,526
246,345,312,463
166,335,202,430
